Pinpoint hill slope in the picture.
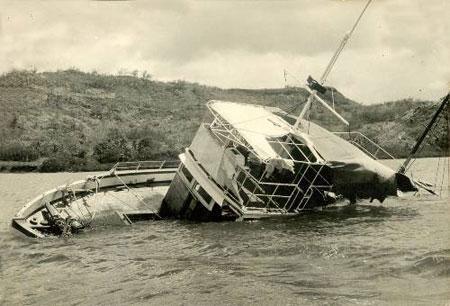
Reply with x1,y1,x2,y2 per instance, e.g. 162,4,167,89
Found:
0,69,447,172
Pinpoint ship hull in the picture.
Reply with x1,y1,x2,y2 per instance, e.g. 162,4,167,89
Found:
11,168,176,238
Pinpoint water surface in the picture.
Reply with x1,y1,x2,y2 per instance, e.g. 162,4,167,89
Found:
0,158,449,305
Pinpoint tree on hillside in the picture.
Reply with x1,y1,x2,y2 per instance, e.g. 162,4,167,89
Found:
93,129,131,163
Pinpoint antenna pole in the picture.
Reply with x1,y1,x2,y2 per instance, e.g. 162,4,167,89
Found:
320,0,373,85
295,0,373,128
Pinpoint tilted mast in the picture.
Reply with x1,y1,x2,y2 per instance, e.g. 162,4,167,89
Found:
398,93,450,174
294,0,374,129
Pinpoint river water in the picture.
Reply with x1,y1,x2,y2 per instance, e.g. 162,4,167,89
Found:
0,158,449,305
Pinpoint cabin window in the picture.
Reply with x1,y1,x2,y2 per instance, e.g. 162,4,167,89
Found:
194,184,212,204
289,142,317,162
181,165,193,182
230,148,240,156
269,136,317,163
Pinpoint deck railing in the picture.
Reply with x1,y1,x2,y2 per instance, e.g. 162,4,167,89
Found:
205,103,335,211
111,160,180,172
333,132,395,160
233,162,332,213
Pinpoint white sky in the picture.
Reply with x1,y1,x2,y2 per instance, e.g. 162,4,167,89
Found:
0,0,448,104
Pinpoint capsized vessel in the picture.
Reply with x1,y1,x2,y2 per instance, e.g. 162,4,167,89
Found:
159,98,419,221
11,94,446,238
11,0,446,238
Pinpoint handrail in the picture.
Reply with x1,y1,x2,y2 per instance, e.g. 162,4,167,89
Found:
234,161,332,213
111,160,180,172
234,167,286,211
350,141,379,160
333,131,395,160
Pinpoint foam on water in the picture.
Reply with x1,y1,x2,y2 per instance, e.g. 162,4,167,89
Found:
0,158,449,305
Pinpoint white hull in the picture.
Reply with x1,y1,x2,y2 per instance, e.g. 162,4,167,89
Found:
12,168,177,238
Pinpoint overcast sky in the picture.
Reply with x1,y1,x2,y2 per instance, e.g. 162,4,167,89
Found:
0,0,448,104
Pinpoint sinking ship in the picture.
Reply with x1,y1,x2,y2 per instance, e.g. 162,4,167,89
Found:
12,91,448,238
160,97,415,221
11,0,448,238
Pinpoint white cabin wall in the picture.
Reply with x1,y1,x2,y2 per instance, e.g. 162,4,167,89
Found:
189,124,226,180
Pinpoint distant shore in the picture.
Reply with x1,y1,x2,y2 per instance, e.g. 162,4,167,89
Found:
0,159,113,173
1,69,448,172
1,155,448,173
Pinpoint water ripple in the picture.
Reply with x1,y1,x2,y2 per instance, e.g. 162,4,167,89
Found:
0,160,449,305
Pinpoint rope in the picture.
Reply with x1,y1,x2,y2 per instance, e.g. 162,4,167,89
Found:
76,177,100,226
113,172,161,218
437,113,449,195
434,156,441,188
438,157,446,196
104,190,143,212
404,107,445,174
58,176,101,227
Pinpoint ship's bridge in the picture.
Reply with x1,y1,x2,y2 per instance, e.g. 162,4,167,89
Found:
182,100,334,213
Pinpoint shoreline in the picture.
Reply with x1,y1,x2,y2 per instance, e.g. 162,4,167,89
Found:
1,155,448,174
0,159,114,173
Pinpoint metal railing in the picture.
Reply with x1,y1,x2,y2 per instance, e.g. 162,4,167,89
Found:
232,162,332,213
111,160,180,172
205,103,333,212
333,132,395,160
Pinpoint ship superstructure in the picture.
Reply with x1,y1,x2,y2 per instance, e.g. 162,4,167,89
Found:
160,99,414,221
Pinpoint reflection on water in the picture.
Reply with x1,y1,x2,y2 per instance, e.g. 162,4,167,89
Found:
0,158,449,305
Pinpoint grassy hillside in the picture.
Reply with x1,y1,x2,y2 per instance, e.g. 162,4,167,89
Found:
0,69,447,172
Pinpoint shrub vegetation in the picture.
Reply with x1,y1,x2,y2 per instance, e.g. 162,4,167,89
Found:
0,69,447,172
